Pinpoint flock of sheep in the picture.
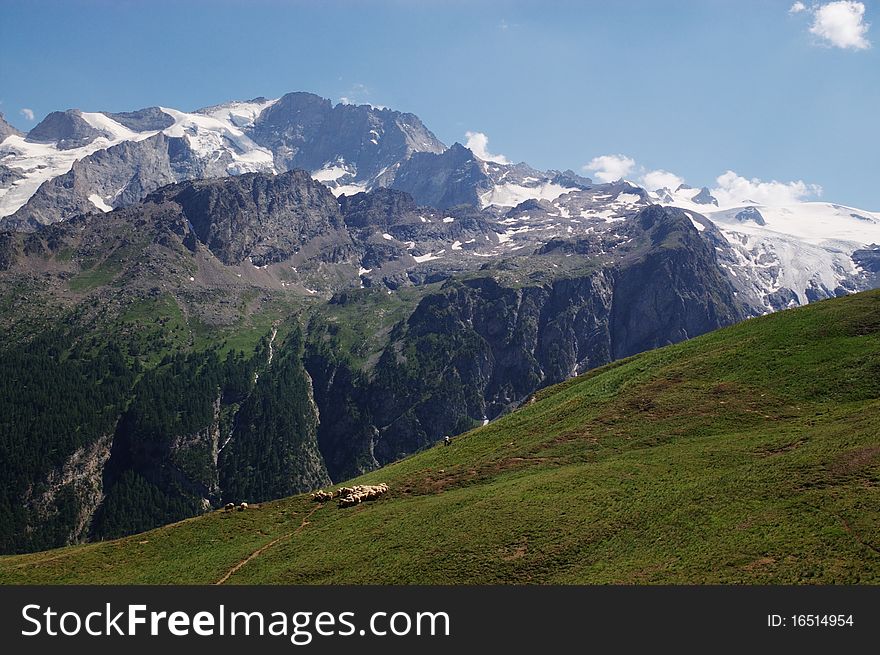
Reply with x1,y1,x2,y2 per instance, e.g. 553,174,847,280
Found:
311,483,390,508
220,483,389,515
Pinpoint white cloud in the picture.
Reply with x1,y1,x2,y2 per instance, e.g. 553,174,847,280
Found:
582,156,822,208
19,108,34,121
465,131,510,164
797,1,872,50
584,155,686,189
711,170,822,206
339,96,352,105
584,154,636,183
640,169,685,192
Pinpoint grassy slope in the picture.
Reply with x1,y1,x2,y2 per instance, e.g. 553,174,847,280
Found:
2,290,878,584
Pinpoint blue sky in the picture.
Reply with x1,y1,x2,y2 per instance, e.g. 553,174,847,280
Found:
1,0,878,208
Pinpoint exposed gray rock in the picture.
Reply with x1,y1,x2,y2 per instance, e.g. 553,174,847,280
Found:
0,113,23,141
0,164,24,186
362,204,745,461
26,110,105,149
766,287,799,311
852,246,880,273
103,107,175,132
24,433,113,546
249,91,445,187
734,206,766,225
3,132,194,229
339,187,418,230
391,142,489,209
148,169,351,265
550,169,592,189
692,186,719,206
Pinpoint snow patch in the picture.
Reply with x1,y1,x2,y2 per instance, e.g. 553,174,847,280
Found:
615,192,641,205
312,163,352,182
88,193,112,212
331,182,368,197
479,182,577,209
159,106,276,175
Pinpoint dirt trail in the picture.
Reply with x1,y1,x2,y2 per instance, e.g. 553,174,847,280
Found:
214,503,322,585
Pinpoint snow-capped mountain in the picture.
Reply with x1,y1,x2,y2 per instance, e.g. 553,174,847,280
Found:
389,141,591,210
1,91,878,315
0,92,445,229
650,185,880,312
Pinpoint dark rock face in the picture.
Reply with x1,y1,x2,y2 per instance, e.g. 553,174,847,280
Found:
103,107,175,132
852,246,880,273
507,198,556,216
339,187,418,230
363,273,613,461
766,287,799,311
692,186,719,206
249,92,445,185
390,142,489,209
0,113,23,141
149,169,350,265
610,206,743,358
26,110,104,150
734,206,766,225
0,232,16,271
550,169,592,189
0,164,24,186
342,205,744,462
304,341,379,482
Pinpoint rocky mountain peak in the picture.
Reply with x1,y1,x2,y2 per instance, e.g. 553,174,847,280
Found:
147,169,347,266
0,113,23,141
26,109,105,150
249,92,444,184
338,187,417,229
692,186,719,206
102,107,175,132
390,142,488,209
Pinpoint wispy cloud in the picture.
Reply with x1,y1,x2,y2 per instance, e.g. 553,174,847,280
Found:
791,1,871,50
20,108,34,121
711,171,822,205
465,131,510,164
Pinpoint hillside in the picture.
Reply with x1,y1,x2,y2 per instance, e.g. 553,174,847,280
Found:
2,289,878,584
0,180,747,554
